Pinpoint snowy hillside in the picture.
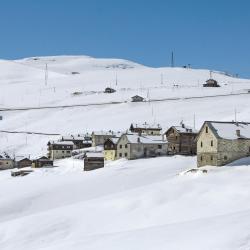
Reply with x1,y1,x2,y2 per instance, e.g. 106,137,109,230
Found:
1,55,250,250
0,55,249,157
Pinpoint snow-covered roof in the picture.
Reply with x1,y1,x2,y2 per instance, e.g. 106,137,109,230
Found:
85,152,104,158
131,122,162,130
49,141,74,146
171,124,198,134
109,137,120,144
206,121,250,140
124,134,167,144
92,131,122,136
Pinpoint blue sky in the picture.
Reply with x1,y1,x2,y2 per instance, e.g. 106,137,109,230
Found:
0,0,249,77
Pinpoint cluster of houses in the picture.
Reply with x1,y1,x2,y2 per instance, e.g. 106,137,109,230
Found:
2,119,250,173
45,120,250,171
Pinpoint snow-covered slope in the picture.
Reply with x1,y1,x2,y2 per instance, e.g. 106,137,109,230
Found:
0,55,249,157
1,55,250,250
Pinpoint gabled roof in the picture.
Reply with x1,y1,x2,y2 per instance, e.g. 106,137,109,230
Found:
197,121,250,140
130,122,162,130
85,152,104,158
118,133,167,145
48,140,74,146
165,124,198,136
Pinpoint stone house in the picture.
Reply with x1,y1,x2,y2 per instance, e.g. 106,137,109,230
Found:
104,138,119,161
203,79,220,87
116,134,167,160
47,141,74,160
197,121,250,167
32,156,53,168
91,131,122,147
17,157,32,168
84,152,104,171
165,123,198,155
130,122,162,135
0,155,14,170
131,95,144,102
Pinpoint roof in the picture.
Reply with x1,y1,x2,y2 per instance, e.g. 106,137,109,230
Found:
49,140,74,146
131,122,162,130
105,137,120,144
206,78,217,83
165,124,198,135
204,121,250,140
85,152,104,158
131,95,144,99
92,131,122,136
123,134,167,144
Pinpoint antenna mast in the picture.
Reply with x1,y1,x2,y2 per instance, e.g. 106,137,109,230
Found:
171,51,174,67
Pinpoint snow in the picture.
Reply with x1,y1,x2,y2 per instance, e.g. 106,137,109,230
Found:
208,121,250,139
0,55,250,249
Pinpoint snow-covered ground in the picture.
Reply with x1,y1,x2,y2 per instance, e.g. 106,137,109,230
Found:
1,55,250,249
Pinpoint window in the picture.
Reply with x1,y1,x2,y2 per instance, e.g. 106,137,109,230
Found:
200,156,203,161
211,140,213,147
119,153,122,157
120,145,122,149
158,145,162,149
206,127,208,133
66,151,70,153
224,155,227,160
201,141,203,147
62,151,64,153
151,131,153,135
125,144,128,148
125,153,127,157
211,156,213,161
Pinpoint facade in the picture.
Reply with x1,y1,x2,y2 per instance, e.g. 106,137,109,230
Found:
104,87,116,93
131,95,144,102
84,152,104,171
116,134,167,160
0,155,14,170
92,131,121,147
47,141,74,160
104,138,119,161
203,79,220,87
32,156,53,168
197,121,250,167
17,158,32,168
165,124,198,155
130,122,162,135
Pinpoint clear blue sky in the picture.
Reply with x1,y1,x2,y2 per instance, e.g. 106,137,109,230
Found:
0,0,249,77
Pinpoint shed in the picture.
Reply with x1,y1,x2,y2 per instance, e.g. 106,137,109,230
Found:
84,152,104,171
32,156,53,168
17,158,32,169
203,79,220,87
131,95,144,102
104,87,116,93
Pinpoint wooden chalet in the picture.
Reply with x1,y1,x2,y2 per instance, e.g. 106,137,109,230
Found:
32,156,53,168
17,158,32,169
131,95,144,102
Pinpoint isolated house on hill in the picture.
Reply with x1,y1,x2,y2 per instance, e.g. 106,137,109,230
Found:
165,123,198,155
131,95,144,102
197,121,250,167
104,137,119,161
116,133,167,160
130,122,162,135
104,87,116,93
203,79,220,87
47,141,74,160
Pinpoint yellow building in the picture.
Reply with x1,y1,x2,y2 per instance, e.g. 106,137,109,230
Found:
104,138,119,161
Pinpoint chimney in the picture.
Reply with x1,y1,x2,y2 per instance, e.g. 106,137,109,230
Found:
182,123,185,128
236,129,240,137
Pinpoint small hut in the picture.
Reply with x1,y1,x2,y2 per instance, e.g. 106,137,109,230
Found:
104,87,116,93
203,79,220,87
17,158,32,169
131,95,144,102
84,152,104,171
32,156,53,168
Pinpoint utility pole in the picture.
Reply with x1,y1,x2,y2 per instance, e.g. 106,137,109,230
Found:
171,51,174,67
45,63,48,86
115,72,118,86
